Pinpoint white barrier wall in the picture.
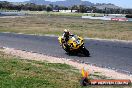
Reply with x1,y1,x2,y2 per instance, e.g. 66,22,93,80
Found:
82,16,111,20
82,16,132,21
59,10,77,13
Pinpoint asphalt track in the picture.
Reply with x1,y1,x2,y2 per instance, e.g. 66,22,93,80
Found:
0,33,132,74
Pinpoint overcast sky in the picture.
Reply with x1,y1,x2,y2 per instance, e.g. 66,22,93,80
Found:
0,0,132,8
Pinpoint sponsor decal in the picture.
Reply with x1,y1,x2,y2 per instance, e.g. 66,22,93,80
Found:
80,67,131,86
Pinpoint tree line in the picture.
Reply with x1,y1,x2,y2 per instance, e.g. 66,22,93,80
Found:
0,1,132,14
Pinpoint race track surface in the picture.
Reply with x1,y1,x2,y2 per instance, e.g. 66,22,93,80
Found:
0,33,132,74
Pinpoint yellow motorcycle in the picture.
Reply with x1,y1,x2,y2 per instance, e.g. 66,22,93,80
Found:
58,35,90,57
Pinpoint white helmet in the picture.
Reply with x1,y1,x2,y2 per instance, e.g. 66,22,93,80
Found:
64,29,69,32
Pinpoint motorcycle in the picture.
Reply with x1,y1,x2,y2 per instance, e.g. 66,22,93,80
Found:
58,35,90,57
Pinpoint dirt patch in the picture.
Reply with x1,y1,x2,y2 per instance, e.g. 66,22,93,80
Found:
2,47,132,81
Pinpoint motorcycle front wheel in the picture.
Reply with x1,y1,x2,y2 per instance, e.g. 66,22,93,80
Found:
81,46,90,57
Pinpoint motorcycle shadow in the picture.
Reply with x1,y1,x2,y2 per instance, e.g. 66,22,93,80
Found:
65,52,91,57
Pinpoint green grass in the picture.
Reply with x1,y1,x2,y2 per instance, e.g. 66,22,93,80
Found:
0,51,81,88
21,11,87,17
0,50,131,88
22,11,104,17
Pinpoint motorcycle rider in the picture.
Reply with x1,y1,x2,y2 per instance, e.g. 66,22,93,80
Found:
62,29,71,42
62,29,72,51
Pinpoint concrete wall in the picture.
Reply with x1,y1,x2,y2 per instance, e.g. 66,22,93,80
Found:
82,16,132,22
59,10,77,13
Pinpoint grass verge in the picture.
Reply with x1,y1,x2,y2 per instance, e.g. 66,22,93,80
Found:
0,15,132,40
0,49,131,88
0,50,81,88
22,11,104,17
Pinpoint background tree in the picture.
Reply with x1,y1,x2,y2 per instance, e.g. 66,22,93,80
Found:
46,5,52,12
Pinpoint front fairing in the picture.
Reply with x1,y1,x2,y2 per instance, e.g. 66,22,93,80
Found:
68,35,84,50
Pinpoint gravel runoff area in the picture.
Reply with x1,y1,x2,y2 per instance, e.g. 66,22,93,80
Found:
1,47,132,81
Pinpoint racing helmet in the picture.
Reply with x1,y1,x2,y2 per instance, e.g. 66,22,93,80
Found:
64,29,70,35
64,29,69,32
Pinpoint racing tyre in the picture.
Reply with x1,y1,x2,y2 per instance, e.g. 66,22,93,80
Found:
81,46,90,57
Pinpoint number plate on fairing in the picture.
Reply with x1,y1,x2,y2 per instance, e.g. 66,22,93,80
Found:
76,40,81,44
